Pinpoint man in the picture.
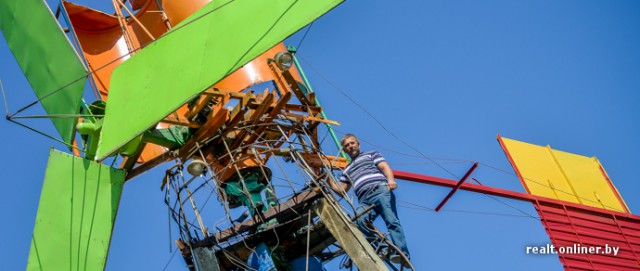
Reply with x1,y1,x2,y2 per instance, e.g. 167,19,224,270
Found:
327,133,410,264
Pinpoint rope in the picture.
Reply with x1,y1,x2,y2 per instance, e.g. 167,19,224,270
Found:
297,54,464,181
7,119,84,152
396,199,539,220
0,79,9,115
295,22,314,52
333,127,472,164
161,249,178,271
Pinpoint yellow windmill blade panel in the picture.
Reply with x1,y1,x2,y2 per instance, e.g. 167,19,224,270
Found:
499,136,580,203
552,150,629,212
498,135,629,213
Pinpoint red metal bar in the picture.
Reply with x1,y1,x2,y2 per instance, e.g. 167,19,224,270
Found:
393,169,640,221
496,134,533,194
434,162,478,212
597,164,631,214
393,169,536,203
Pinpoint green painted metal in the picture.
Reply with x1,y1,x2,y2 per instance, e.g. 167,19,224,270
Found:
27,149,125,271
287,46,347,161
96,0,343,160
143,126,193,150
0,0,87,144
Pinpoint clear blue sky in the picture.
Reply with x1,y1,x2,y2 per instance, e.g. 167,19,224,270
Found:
1,1,639,270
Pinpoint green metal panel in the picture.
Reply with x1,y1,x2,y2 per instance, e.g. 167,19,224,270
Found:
96,0,343,160
27,149,125,271
0,0,87,144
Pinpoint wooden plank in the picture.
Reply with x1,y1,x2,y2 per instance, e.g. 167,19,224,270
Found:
298,153,347,169
229,90,253,122
229,92,274,151
244,91,292,144
305,115,340,125
267,62,290,97
203,88,249,99
283,104,322,113
127,109,230,181
125,148,175,181
192,190,323,247
313,198,388,271
178,108,230,160
184,92,214,120
160,117,201,128
281,69,312,106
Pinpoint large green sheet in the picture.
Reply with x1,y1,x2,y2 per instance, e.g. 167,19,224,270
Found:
0,0,87,144
27,149,125,271
96,0,343,160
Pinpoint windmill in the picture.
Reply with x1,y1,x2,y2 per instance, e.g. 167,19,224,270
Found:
1,0,640,271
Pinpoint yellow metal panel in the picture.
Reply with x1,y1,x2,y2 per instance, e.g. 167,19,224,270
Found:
595,158,631,213
500,137,580,203
552,150,627,212
498,136,628,213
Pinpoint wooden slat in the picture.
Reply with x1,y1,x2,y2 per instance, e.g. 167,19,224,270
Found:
192,190,323,246
313,198,387,271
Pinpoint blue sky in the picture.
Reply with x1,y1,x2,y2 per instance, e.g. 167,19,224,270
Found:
1,0,639,270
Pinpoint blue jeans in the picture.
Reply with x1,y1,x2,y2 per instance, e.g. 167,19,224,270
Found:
356,185,410,259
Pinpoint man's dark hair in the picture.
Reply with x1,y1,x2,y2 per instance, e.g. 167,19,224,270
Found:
341,133,358,145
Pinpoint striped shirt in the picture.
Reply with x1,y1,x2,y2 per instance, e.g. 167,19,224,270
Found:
339,151,388,199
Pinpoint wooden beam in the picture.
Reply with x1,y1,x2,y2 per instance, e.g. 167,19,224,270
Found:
283,104,322,113
184,92,215,121
126,109,232,182
192,190,323,247
228,92,274,151
228,90,253,126
203,88,249,99
281,69,312,106
178,108,229,160
268,62,291,97
159,117,201,128
126,149,175,181
304,115,340,125
244,91,292,144
313,198,387,271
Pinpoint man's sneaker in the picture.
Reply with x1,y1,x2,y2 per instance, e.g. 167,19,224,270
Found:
390,254,410,265
377,250,390,261
389,254,402,264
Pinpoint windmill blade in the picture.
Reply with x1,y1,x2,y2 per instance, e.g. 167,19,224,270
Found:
0,0,87,144
27,149,125,271
95,0,343,160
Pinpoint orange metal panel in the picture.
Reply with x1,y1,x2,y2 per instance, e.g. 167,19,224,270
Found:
64,1,170,99
64,1,171,162
64,2,126,99
159,0,210,26
128,0,171,47
214,43,305,93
